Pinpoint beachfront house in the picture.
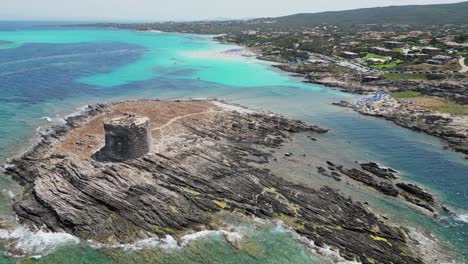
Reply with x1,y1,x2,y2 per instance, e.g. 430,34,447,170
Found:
422,47,442,56
384,41,406,49
366,58,386,64
426,55,452,65
425,59,443,65
341,51,359,59
370,47,393,56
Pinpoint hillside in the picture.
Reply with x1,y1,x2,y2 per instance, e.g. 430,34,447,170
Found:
73,1,468,34
272,1,468,25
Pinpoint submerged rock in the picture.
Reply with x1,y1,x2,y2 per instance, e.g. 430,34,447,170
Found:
360,162,398,179
396,183,435,204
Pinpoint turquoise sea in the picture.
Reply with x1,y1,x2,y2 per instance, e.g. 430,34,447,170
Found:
0,22,466,263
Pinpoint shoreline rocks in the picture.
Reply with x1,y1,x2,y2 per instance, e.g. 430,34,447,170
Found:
233,45,468,158
320,160,442,215
4,100,425,263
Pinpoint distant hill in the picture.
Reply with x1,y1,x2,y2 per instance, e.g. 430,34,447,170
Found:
270,1,468,26
75,1,468,34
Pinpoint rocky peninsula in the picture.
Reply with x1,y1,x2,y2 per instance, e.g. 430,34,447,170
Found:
271,63,468,158
3,100,451,263
333,98,468,158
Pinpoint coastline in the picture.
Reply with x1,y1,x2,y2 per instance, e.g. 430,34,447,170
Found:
213,37,468,158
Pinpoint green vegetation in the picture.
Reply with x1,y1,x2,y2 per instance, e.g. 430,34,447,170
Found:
369,59,402,70
454,34,468,43
429,101,468,116
363,53,390,61
223,159,231,167
391,92,468,115
361,53,402,70
183,187,201,195
379,60,402,69
213,200,229,209
299,35,343,56
391,91,423,98
370,235,392,246
384,73,428,81
329,65,354,73
275,1,468,26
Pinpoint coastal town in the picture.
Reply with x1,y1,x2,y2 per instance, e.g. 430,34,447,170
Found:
217,24,468,79
212,25,468,157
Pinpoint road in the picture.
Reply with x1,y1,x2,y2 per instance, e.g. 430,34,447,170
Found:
459,57,468,73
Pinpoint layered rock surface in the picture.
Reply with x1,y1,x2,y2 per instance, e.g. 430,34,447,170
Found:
5,100,424,263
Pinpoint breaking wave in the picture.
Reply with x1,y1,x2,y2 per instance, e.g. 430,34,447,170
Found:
180,229,243,247
0,224,244,260
0,219,397,263
89,235,179,251
453,214,468,223
39,116,52,122
0,226,80,259
89,229,244,251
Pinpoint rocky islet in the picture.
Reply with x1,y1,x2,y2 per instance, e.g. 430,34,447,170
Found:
2,100,451,263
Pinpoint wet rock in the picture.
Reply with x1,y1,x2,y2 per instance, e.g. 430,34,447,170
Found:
317,166,342,181
339,168,399,197
401,194,435,212
360,162,398,179
376,182,400,197
396,183,435,204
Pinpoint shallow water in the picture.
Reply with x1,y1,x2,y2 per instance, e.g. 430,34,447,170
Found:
0,23,466,263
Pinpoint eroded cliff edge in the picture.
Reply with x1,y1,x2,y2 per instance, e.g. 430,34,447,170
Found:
4,100,431,263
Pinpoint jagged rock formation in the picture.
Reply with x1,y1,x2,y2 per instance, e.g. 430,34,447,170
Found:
317,161,441,214
5,100,424,263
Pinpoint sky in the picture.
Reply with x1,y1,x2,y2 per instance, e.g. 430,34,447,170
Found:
0,0,463,22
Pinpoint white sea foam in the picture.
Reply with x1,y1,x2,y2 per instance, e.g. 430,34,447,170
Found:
1,163,15,173
0,225,80,258
62,105,91,120
181,229,243,247
454,213,468,223
406,227,463,264
90,235,179,251
138,30,162,33
39,116,52,122
89,229,243,252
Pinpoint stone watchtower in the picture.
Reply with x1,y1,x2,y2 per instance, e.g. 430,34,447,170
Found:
102,113,151,161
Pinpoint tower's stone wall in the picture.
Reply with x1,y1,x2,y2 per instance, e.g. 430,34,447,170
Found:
102,114,151,161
